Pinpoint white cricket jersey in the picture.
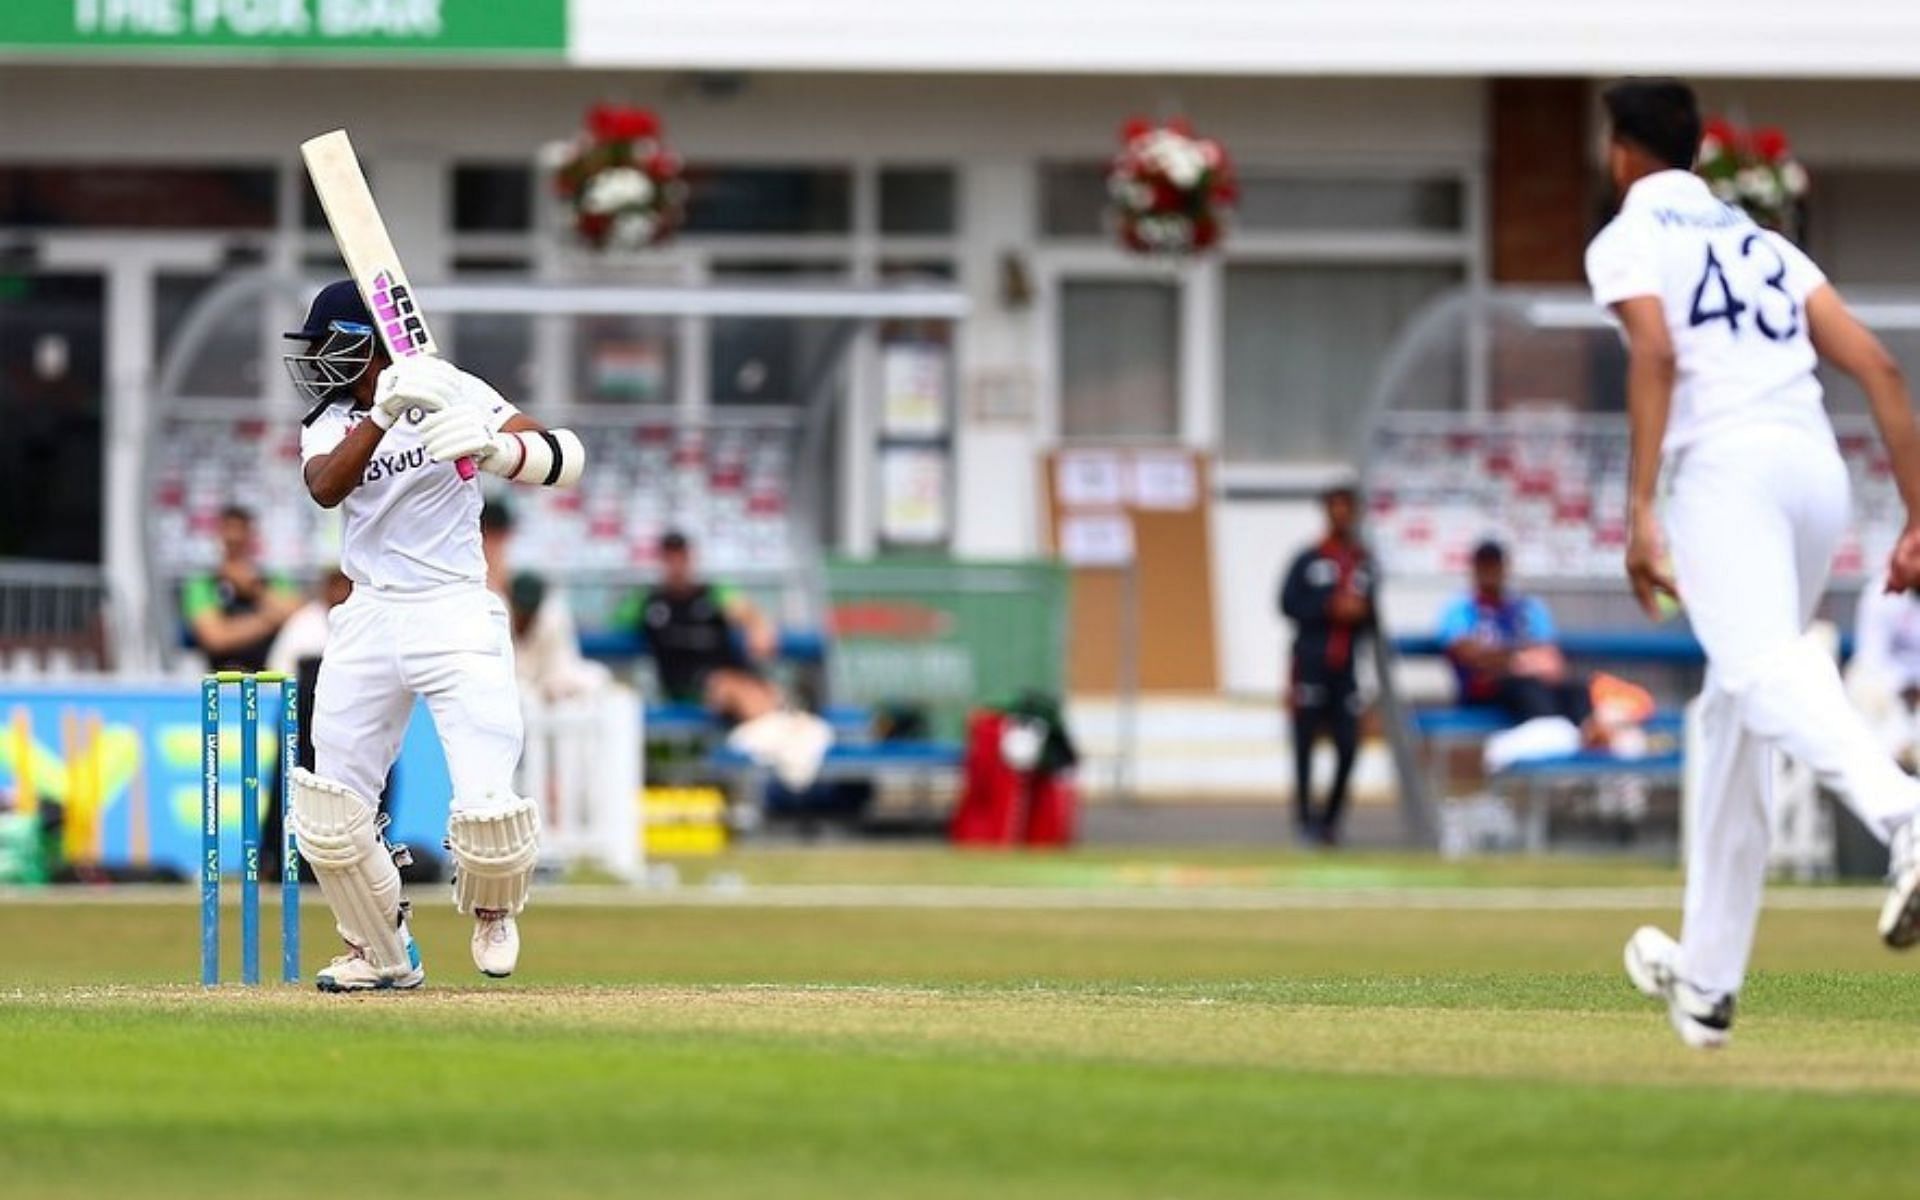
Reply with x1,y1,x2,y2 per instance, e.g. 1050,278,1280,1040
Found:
1586,169,1830,457
300,374,517,593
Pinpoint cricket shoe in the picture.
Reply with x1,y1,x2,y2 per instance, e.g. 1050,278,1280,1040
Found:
315,942,425,993
472,909,519,978
316,910,425,993
1880,818,1920,949
1624,925,1734,1050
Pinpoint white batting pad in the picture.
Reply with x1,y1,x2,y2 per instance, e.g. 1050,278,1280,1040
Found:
447,796,542,914
290,768,412,970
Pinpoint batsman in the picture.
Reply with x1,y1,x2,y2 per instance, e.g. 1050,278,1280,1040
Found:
284,280,586,992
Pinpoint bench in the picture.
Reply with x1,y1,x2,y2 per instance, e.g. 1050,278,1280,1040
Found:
1411,705,1686,739
1389,629,1696,851
706,740,964,778
645,702,875,741
582,627,965,818
705,740,966,827
578,628,828,664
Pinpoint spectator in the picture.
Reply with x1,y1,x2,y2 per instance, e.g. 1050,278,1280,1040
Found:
624,531,831,789
1849,576,1920,771
1438,541,1594,732
265,567,352,680
480,499,514,599
508,572,610,702
182,505,301,672
477,501,611,702
1279,484,1377,845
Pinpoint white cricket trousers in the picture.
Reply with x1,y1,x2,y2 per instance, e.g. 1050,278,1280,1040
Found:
312,581,524,816
1666,423,1920,996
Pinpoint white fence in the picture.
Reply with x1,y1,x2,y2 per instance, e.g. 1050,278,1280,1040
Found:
519,687,644,881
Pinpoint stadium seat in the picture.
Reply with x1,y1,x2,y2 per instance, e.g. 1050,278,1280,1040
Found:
646,702,875,741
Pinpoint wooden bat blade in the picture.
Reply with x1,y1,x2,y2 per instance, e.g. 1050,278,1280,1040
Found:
299,129,438,360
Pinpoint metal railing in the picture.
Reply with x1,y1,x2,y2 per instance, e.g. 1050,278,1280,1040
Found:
0,560,115,673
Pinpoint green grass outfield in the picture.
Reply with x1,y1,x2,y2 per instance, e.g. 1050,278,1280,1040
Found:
5,848,1920,1199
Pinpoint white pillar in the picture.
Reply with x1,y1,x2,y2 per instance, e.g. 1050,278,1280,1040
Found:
953,159,1041,559
44,236,222,673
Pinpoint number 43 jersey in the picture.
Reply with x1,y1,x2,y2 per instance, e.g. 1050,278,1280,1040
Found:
1586,168,1829,458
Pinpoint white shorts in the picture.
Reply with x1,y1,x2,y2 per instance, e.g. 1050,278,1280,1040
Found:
312,581,523,815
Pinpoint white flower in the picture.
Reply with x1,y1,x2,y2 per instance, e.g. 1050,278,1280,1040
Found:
1738,167,1781,209
1155,142,1205,189
612,211,657,249
1699,136,1723,162
1781,161,1810,197
583,167,650,215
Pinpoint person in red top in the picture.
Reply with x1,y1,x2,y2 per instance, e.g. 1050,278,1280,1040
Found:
1279,485,1377,845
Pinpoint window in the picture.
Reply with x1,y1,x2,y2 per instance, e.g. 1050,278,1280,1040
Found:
1235,176,1463,233
574,316,676,405
155,260,271,399
0,166,276,230
446,258,536,401
683,166,852,234
1059,280,1180,440
0,274,104,561
1221,263,1460,463
709,261,850,406
301,174,340,232
1038,162,1110,237
452,164,533,233
879,167,957,235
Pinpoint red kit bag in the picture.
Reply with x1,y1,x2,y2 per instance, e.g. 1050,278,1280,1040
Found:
950,711,1021,845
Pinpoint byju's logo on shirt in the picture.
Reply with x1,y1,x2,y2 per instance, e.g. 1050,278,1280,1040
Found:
362,446,428,484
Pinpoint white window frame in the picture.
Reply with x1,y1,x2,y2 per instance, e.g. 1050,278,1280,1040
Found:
440,155,961,556
1216,159,1486,493
1034,157,1486,488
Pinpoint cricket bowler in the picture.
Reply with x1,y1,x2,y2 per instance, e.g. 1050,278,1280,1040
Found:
1591,79,1920,1047
284,280,586,992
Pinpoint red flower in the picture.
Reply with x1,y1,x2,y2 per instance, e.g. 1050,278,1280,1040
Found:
588,103,660,143
1148,180,1184,213
577,211,613,246
1109,116,1233,256
644,151,682,180
1702,116,1742,154
1752,126,1790,162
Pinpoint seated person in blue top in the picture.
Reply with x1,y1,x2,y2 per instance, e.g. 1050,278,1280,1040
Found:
1438,540,1596,735
618,531,832,789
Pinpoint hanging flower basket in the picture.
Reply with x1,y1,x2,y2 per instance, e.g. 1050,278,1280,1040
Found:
550,104,689,252
1697,117,1809,236
1107,117,1237,256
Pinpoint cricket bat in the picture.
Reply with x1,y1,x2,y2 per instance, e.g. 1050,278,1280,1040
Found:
300,129,476,480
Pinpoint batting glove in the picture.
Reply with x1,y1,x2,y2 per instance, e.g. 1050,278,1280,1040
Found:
370,356,461,430
418,406,509,468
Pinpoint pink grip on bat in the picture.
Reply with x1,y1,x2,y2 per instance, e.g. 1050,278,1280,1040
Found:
456,457,477,481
